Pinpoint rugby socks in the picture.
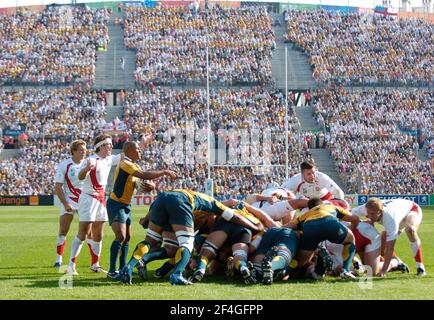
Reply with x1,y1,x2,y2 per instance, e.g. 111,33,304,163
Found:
410,240,425,270
195,255,209,270
172,247,192,275
156,258,176,276
234,259,248,271
271,256,287,271
128,240,151,268
342,243,356,272
90,241,102,267
109,241,122,273
141,247,168,265
86,238,99,266
56,235,66,264
69,236,84,269
119,243,129,269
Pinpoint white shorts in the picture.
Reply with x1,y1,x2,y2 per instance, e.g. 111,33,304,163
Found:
357,222,381,253
260,201,294,221
59,198,79,216
325,241,343,270
78,193,108,222
399,205,423,234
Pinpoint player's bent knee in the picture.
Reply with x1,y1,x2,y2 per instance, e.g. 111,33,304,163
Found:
115,234,126,243
405,225,417,235
202,240,218,257
146,229,163,245
343,230,355,244
163,237,179,257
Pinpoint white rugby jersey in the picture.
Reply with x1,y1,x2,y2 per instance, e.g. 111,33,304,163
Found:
81,154,121,196
260,187,294,199
54,158,85,203
352,199,420,241
250,187,295,221
280,172,342,199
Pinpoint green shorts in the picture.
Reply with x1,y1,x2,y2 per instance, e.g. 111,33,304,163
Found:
211,218,252,246
107,198,132,226
299,216,348,251
149,191,194,229
256,227,298,256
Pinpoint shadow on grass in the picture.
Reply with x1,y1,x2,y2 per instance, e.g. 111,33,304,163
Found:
322,274,420,284
12,270,425,289
23,276,123,289
0,266,55,270
0,274,60,281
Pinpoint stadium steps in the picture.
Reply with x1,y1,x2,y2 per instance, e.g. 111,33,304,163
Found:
308,149,348,193
0,148,21,160
105,105,124,122
417,147,430,162
270,14,316,90
294,106,321,132
93,12,136,90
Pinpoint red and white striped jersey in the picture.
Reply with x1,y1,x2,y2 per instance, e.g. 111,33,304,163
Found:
54,158,85,203
281,172,342,200
81,154,121,196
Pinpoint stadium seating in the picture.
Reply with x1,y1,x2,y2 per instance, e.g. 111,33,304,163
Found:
312,88,433,194
123,87,311,194
124,5,275,86
285,10,433,86
0,6,109,85
0,88,108,195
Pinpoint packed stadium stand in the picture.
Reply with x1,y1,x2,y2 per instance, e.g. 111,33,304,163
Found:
0,5,109,85
312,88,433,194
284,9,433,86
0,2,432,196
124,5,275,86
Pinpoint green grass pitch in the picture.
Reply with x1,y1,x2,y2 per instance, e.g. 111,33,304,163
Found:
0,206,433,300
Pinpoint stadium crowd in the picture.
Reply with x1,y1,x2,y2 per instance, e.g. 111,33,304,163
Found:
0,6,109,85
0,86,314,196
312,88,434,194
285,10,434,86
0,88,108,195
124,5,275,86
123,87,310,194
0,139,69,195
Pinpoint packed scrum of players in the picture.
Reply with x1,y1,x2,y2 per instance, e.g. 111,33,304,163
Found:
54,134,427,286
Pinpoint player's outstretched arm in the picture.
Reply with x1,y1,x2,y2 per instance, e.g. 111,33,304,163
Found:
241,202,280,228
228,212,264,233
133,169,178,180
341,214,360,230
378,238,396,277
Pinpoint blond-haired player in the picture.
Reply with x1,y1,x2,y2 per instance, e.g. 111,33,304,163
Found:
352,198,426,277
53,140,95,267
